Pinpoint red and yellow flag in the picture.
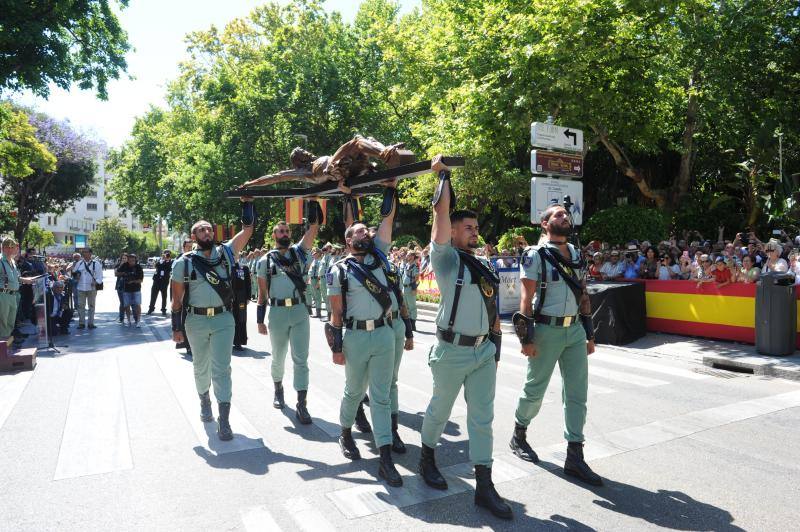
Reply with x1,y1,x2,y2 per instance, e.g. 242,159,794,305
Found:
285,199,328,225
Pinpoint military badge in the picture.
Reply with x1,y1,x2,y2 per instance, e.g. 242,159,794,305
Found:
523,254,533,268
206,272,219,285
479,277,494,298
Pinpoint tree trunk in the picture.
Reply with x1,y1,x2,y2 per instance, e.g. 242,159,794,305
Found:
673,68,700,206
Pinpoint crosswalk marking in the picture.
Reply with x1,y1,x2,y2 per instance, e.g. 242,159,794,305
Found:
153,350,266,455
241,505,283,532
54,353,133,480
588,365,669,387
590,352,710,380
0,368,34,432
284,497,335,531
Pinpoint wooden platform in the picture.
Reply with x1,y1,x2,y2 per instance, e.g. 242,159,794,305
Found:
225,156,465,199
0,338,37,372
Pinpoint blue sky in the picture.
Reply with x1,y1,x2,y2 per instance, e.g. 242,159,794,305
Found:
13,0,421,148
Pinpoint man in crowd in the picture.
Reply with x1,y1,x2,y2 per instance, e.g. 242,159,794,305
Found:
71,247,104,330
600,250,625,280
114,252,128,323
171,198,255,440
116,254,143,327
256,208,320,424
147,249,173,315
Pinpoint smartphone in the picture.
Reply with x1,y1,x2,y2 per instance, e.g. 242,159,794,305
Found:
773,229,782,235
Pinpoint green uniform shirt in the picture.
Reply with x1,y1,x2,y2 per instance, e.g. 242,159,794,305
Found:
520,243,582,317
321,254,332,276
171,244,234,308
327,238,398,319
402,263,418,287
256,244,309,300
309,259,321,279
0,256,21,290
430,240,491,337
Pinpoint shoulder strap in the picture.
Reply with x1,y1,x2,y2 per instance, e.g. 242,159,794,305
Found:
534,248,548,317
446,257,466,331
345,258,392,314
338,262,349,318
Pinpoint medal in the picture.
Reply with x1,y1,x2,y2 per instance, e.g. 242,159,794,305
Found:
480,277,494,298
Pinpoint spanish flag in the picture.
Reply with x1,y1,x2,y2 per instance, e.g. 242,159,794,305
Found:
285,198,304,224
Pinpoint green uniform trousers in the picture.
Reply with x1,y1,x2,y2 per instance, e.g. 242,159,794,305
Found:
421,339,496,466
514,322,588,442
339,326,394,448
184,311,236,403
403,288,417,320
320,281,329,312
268,305,310,391
389,318,406,414
309,282,322,311
0,292,18,338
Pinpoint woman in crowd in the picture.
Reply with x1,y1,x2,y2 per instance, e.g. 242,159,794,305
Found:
736,254,759,283
639,246,659,279
762,241,789,273
657,254,680,280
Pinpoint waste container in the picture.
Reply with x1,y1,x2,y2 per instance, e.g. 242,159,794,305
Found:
755,272,797,356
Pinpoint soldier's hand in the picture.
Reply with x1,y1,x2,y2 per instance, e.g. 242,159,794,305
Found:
521,343,537,357
258,323,268,335
173,331,184,343
332,352,345,365
404,338,413,350
587,339,596,355
337,181,352,195
431,154,449,173
240,195,254,203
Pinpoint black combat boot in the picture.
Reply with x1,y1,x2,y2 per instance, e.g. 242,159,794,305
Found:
391,413,406,454
354,402,372,433
296,390,312,425
217,402,233,441
339,427,361,460
474,465,513,520
564,441,603,486
273,381,285,409
199,391,213,422
306,305,312,315
418,443,448,490
315,308,322,318
509,423,539,463
378,445,403,487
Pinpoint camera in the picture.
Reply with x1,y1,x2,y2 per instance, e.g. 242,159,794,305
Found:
72,270,81,280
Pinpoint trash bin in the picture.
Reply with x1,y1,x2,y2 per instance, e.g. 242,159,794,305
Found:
755,273,797,356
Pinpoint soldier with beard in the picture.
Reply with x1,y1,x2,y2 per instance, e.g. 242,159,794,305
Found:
509,203,602,486
170,198,255,441
256,202,321,424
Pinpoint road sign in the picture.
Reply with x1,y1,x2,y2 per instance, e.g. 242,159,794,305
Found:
530,177,584,225
530,149,584,178
530,122,584,152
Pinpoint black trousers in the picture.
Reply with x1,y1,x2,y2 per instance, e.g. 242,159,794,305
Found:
233,304,247,346
148,281,169,312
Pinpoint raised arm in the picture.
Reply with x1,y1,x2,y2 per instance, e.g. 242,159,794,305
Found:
300,200,322,251
376,179,398,244
229,197,255,255
431,155,452,245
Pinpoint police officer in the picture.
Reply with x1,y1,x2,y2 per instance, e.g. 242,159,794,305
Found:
308,249,324,318
318,243,333,320
402,250,419,331
171,198,255,440
510,203,602,486
418,156,512,519
256,203,320,424
325,180,411,487
0,238,32,341
147,250,173,315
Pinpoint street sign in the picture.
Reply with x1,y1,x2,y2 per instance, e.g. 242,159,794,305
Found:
530,177,584,225
530,122,584,152
530,149,584,178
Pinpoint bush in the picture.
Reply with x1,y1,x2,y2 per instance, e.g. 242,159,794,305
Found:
581,205,668,245
497,226,541,253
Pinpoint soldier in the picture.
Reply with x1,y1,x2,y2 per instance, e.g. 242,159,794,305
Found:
318,243,333,321
308,249,324,318
509,204,602,486
0,238,33,341
402,249,419,331
170,198,255,440
256,202,321,424
325,180,411,487
232,255,251,351
176,240,194,356
147,249,173,315
418,156,511,519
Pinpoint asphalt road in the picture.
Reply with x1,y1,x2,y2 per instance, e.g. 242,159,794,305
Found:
1,270,799,531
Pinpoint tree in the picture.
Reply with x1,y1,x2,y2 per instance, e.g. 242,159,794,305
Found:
0,106,98,242
0,0,131,99
88,218,128,259
23,222,56,250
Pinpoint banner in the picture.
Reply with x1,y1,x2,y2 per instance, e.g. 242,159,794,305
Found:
497,267,521,317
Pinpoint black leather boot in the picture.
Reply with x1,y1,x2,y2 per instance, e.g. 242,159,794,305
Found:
509,423,539,463
339,427,360,460
199,391,213,422
306,305,312,315
315,308,322,318
296,390,312,425
378,445,403,487
474,465,513,519
217,402,233,441
391,413,406,454
418,443,448,490
273,382,285,409
564,442,603,486
354,402,372,433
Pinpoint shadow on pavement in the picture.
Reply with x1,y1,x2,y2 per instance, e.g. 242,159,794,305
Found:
193,446,336,479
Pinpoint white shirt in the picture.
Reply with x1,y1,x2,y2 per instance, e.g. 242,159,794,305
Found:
74,258,103,291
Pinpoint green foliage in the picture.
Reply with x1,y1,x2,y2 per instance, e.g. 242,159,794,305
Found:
0,0,131,99
581,205,668,246
0,103,57,178
23,223,55,250
89,218,128,259
497,226,541,253
392,234,423,249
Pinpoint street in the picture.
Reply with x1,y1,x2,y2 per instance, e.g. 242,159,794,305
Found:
1,270,799,531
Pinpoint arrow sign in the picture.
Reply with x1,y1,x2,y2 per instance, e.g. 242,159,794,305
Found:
530,123,584,152
564,129,577,146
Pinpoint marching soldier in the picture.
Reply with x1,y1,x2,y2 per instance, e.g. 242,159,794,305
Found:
402,250,419,331
325,180,412,487
170,198,255,440
256,203,321,424
510,204,603,486
308,249,324,318
418,156,512,519
318,243,333,321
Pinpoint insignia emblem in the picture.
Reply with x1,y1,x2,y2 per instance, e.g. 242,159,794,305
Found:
523,255,533,268
479,277,494,298
326,272,334,286
206,272,219,285
364,279,379,293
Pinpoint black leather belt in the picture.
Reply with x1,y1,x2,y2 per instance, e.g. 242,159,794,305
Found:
0,288,18,294
270,297,301,307
189,305,229,317
346,316,391,331
436,328,488,347
535,314,578,327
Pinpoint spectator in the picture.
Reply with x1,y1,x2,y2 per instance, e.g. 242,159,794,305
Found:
762,240,789,273
116,253,144,327
113,252,128,323
46,280,71,337
622,246,642,279
736,254,759,283
588,252,604,280
147,249,173,315
639,246,659,279
698,257,732,288
600,250,625,280
657,254,680,280
72,247,103,330
66,252,82,309
789,252,800,285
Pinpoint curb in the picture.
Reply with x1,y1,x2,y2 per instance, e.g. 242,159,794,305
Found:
702,354,800,382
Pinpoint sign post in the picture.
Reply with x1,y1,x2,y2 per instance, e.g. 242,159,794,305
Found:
530,123,584,152
530,121,585,225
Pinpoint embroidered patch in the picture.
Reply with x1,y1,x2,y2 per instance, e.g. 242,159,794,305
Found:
523,254,533,268
326,272,334,286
